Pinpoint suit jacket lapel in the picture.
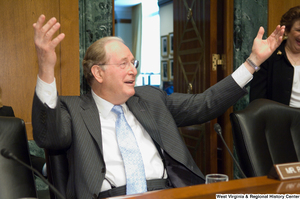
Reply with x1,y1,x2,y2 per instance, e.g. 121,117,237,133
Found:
126,96,164,149
127,95,204,181
80,93,103,154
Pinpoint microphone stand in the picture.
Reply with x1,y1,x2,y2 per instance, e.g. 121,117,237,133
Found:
214,123,247,179
1,149,66,199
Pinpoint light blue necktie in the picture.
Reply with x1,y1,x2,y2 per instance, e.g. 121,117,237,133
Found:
111,105,147,195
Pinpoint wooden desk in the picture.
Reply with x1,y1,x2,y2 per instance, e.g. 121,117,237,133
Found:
108,176,300,199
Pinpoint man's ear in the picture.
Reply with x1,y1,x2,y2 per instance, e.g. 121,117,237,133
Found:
91,65,104,83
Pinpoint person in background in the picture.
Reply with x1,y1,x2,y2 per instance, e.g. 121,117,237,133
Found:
32,14,284,199
0,86,47,177
0,87,15,116
250,6,300,107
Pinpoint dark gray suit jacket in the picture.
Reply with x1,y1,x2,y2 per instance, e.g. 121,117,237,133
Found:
32,75,247,199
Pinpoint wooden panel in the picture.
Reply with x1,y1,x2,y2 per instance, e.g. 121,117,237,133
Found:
174,0,209,94
174,0,234,177
60,0,80,96
173,0,219,175
207,0,218,175
0,0,79,140
219,0,234,179
268,0,299,35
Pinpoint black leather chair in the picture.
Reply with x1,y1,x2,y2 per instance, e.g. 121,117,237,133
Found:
0,116,37,198
230,99,300,177
45,149,68,199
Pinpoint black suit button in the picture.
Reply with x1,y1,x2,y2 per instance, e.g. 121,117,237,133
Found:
101,168,106,173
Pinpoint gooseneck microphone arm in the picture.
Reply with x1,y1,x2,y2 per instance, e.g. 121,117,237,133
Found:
214,123,247,179
1,148,66,199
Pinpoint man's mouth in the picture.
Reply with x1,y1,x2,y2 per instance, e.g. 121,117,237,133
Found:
125,80,135,84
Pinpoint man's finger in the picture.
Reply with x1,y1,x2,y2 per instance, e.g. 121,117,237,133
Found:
34,14,46,30
50,33,65,49
44,22,61,41
41,17,58,35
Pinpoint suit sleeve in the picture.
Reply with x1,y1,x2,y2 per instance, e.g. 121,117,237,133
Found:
166,75,247,127
32,92,72,150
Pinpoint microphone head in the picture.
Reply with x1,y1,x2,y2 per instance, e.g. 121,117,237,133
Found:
1,148,13,159
214,123,222,136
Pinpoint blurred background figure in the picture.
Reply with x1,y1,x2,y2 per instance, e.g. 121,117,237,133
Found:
0,87,15,116
250,6,300,107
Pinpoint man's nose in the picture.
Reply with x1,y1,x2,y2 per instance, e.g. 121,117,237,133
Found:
128,64,137,75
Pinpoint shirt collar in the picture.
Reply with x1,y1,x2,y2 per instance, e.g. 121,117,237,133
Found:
91,89,128,117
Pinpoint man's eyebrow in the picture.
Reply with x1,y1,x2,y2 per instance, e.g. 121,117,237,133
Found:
119,57,128,62
119,57,135,62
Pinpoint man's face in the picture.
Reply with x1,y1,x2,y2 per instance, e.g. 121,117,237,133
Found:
97,41,137,105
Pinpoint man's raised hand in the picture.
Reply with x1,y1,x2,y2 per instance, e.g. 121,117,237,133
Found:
33,15,65,83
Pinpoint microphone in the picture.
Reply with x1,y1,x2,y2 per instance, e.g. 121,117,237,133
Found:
214,123,247,179
1,148,66,199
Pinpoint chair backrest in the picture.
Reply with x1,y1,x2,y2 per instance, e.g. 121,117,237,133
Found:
45,149,68,199
0,116,37,198
230,99,300,177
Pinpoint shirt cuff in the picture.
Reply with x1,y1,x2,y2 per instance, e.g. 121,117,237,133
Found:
231,63,253,88
36,75,58,108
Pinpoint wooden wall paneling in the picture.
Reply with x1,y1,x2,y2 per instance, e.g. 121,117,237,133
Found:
218,0,234,179
206,0,219,175
174,0,221,175
268,0,299,35
174,0,234,177
174,0,208,174
0,0,79,140
60,0,80,96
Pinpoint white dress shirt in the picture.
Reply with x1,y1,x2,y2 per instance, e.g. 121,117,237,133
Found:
289,65,300,108
35,63,252,191
91,91,165,191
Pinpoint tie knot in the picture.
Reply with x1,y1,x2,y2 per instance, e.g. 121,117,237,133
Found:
112,105,124,115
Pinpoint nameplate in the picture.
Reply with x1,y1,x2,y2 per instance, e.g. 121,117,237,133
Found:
268,162,300,181
276,180,300,193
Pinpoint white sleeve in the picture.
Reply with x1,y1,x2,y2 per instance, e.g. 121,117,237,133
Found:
231,63,253,88
35,75,58,108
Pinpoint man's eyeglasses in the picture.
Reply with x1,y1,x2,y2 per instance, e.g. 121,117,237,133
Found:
98,60,139,69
